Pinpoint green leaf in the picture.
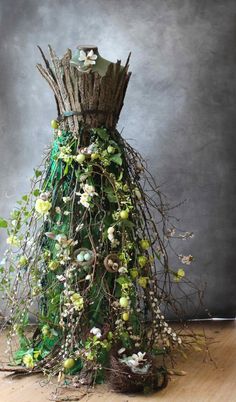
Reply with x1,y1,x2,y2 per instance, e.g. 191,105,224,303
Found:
34,169,42,178
33,189,40,197
64,163,69,175
104,187,117,203
109,153,122,166
121,220,135,229
116,276,131,286
22,195,28,202
93,128,109,141
0,218,8,228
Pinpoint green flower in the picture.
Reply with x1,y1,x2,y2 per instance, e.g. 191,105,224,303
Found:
174,268,185,282
6,235,20,247
71,293,84,311
138,276,149,288
23,354,34,369
35,199,51,215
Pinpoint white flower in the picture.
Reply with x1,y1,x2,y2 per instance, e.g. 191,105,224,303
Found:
124,352,146,369
118,266,128,274
76,224,84,232
118,347,126,355
83,184,97,196
90,327,102,338
62,197,71,203
78,49,98,67
107,227,115,235
56,275,66,282
167,228,176,237
180,232,194,240
179,254,193,265
85,274,92,281
108,233,114,242
79,193,90,208
40,192,50,201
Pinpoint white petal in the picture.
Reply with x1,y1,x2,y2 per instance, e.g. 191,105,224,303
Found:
87,50,94,58
78,50,86,61
83,59,92,66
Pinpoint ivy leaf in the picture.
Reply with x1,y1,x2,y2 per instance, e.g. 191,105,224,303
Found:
121,220,135,229
109,153,122,166
93,128,109,141
104,187,117,203
33,189,40,197
0,218,8,228
116,276,131,286
34,169,42,178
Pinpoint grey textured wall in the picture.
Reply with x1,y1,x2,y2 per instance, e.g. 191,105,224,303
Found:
0,0,235,318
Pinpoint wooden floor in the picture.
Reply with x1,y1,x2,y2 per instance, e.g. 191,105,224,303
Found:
0,321,235,402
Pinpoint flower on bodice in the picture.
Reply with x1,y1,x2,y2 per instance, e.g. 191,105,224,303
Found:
78,49,98,67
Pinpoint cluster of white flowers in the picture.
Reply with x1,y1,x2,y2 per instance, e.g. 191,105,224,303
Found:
77,184,97,209
90,327,102,338
119,352,151,374
179,232,194,240
149,290,182,346
107,226,119,247
166,228,194,241
178,254,193,265
166,228,176,238
58,146,73,163
124,352,146,368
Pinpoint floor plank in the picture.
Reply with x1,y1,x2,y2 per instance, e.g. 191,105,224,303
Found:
0,322,235,402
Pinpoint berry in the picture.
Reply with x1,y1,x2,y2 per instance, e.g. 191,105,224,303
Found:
91,153,99,160
63,358,75,370
122,312,129,321
139,239,150,250
107,145,115,154
51,120,59,129
120,210,129,220
76,154,86,164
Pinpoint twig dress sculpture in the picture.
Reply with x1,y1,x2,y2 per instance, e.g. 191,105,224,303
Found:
0,45,197,392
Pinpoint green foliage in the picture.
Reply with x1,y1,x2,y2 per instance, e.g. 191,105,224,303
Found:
0,217,8,228
109,153,122,166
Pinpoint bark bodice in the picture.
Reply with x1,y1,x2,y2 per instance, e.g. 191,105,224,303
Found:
37,46,131,132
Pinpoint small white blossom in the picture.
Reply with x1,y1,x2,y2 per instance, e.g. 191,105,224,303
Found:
62,197,71,203
79,193,90,208
118,347,126,355
56,275,66,282
118,266,128,274
179,254,193,265
83,184,97,196
90,327,102,338
78,49,98,67
107,226,115,235
166,228,176,237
